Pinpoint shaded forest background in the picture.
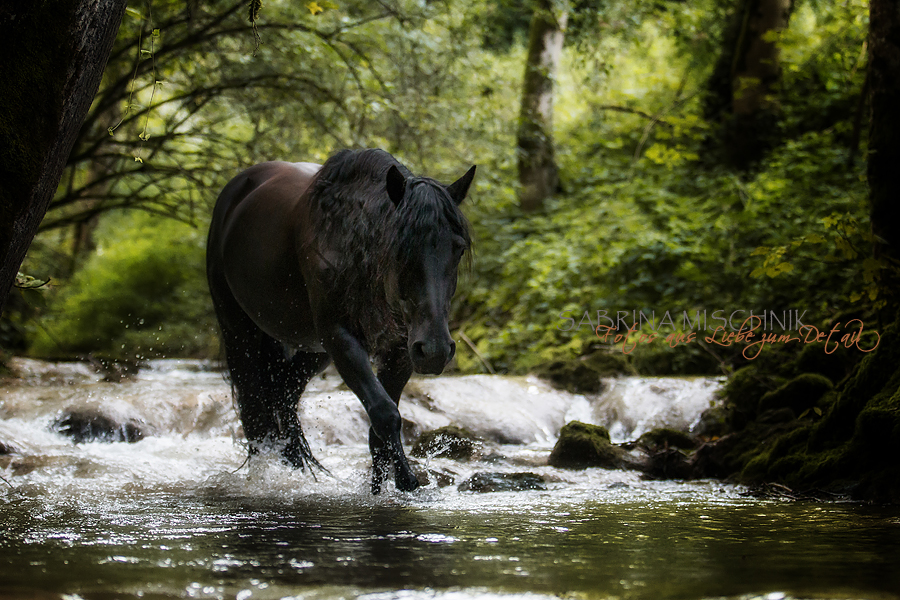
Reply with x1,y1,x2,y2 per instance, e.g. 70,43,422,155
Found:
1,0,881,378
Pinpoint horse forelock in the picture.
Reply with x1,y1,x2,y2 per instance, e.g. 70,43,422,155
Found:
393,178,471,271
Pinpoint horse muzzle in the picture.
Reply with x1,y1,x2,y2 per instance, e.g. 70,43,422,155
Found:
410,337,456,375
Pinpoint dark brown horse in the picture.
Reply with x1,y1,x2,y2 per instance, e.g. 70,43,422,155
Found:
206,149,475,493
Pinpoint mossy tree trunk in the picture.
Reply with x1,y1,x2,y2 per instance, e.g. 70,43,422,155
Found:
516,0,568,213
0,0,126,315
704,0,792,171
868,0,900,311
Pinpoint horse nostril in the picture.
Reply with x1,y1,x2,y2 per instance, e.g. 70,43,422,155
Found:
448,341,456,361
411,341,426,362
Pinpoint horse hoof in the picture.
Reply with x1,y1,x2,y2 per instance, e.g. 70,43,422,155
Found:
396,473,421,492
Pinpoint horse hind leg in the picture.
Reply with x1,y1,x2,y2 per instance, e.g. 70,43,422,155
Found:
276,350,331,472
218,312,328,472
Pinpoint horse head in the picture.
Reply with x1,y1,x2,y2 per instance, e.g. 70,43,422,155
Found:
386,164,476,375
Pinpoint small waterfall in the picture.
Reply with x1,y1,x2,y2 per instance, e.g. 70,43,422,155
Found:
589,377,724,443
1,359,723,450
0,358,723,505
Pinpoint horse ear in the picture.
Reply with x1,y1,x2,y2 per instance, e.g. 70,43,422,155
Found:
386,165,406,208
447,165,476,205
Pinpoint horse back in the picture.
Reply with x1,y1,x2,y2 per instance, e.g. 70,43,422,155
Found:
207,161,323,348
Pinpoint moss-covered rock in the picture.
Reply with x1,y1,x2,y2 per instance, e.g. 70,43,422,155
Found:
722,365,785,430
691,417,804,480
629,342,720,376
533,350,635,394
757,373,833,415
643,447,693,480
549,421,633,470
792,341,857,384
532,361,604,393
725,317,900,502
411,425,481,460
693,404,730,438
580,350,637,377
637,427,698,451
457,471,546,493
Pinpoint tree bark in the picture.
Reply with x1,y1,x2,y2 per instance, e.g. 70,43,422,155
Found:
517,0,568,213
0,0,127,315
704,0,792,170
868,0,900,311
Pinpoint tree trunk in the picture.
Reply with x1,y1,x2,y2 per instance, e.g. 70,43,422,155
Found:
868,0,900,312
517,0,568,213
0,0,126,315
704,0,792,170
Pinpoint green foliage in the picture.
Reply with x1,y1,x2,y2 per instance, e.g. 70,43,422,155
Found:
450,0,873,374
28,213,216,359
9,0,879,373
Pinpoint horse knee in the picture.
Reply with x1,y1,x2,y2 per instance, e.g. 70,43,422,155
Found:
369,404,402,444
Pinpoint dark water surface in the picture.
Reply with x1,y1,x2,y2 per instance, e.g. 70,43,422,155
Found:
1,489,898,600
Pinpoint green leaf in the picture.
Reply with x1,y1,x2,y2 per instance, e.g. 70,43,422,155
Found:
15,272,49,289
21,288,47,308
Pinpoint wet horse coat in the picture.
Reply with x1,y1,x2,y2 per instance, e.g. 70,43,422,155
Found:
206,149,475,492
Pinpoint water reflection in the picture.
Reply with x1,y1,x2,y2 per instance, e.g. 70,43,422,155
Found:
2,492,899,600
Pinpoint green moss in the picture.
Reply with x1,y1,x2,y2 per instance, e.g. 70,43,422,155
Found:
637,427,697,451
533,350,635,394
629,342,720,376
792,340,858,384
757,373,833,415
728,318,900,501
549,421,631,470
809,319,900,451
722,365,785,430
580,350,637,377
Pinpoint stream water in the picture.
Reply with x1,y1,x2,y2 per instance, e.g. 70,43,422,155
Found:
0,359,898,600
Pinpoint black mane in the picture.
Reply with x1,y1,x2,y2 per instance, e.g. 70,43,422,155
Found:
306,149,470,347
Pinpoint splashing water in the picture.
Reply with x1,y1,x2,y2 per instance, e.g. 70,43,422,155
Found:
1,359,898,600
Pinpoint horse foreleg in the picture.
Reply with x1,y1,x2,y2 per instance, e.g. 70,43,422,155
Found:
370,345,414,493
321,325,420,493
